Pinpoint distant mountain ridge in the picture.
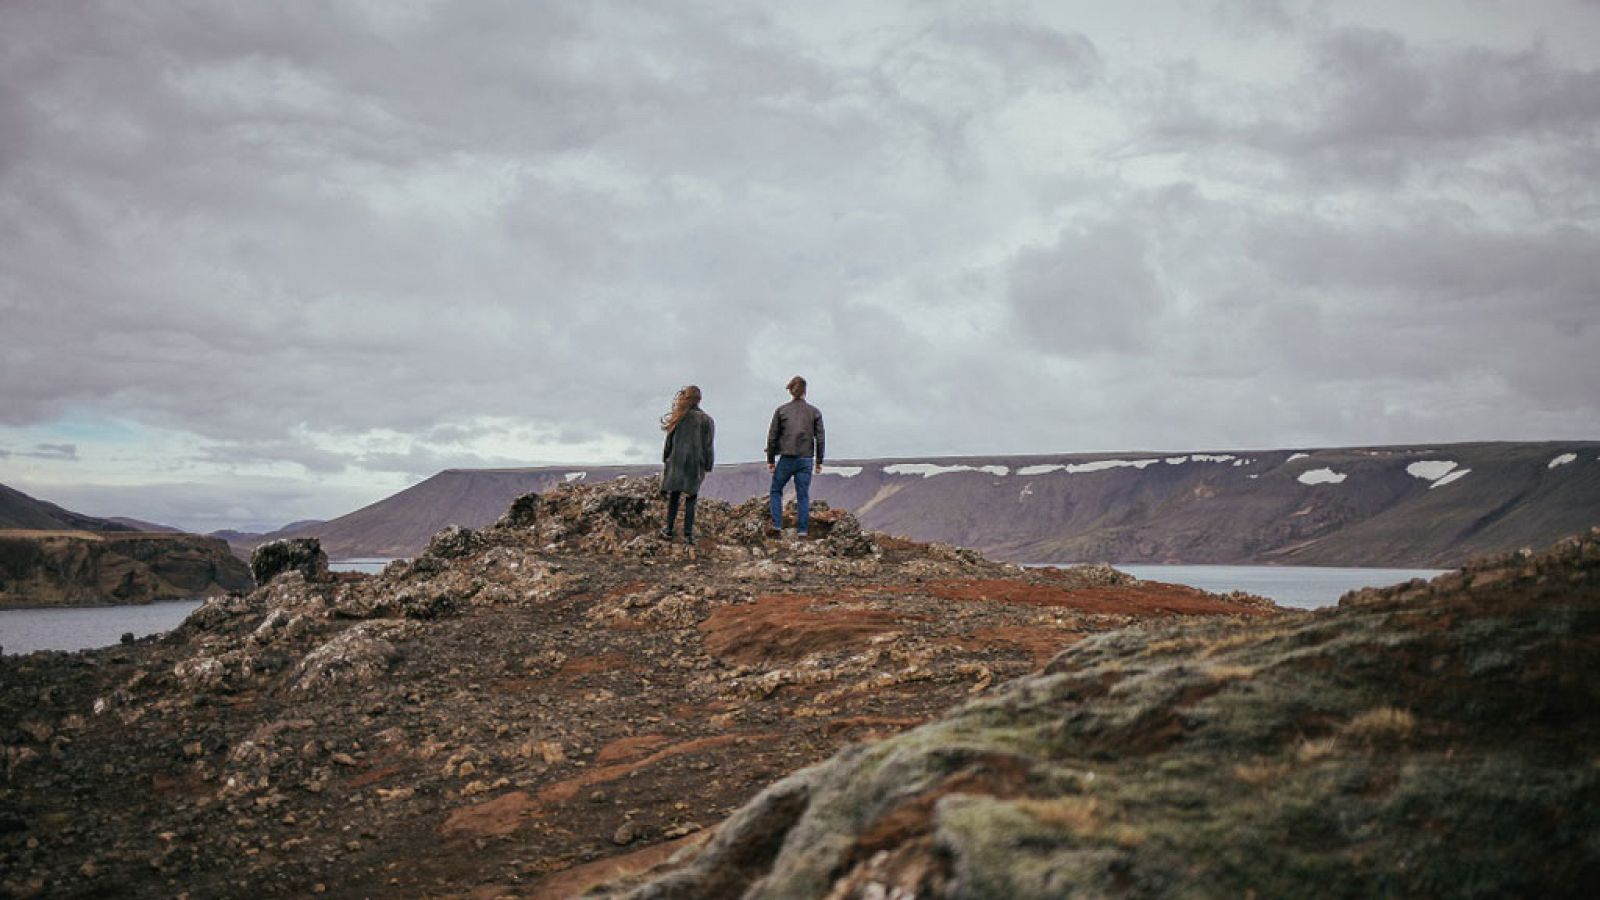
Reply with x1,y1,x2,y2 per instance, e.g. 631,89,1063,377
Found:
257,441,1600,566
0,482,136,533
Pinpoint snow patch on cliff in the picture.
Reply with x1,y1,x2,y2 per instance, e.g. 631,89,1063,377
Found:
1287,453,1309,461
1017,458,1160,476
564,472,587,483
1298,468,1347,485
826,466,863,478
885,463,1009,478
1406,461,1458,482
1431,469,1471,489
1549,453,1577,469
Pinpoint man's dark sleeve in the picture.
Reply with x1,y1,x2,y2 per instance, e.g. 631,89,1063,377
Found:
704,417,715,472
814,407,825,463
765,409,781,464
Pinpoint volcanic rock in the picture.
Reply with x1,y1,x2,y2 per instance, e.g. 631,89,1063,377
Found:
249,537,329,586
0,476,1321,898
599,528,1600,898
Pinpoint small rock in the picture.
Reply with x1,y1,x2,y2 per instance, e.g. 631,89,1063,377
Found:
612,821,638,846
20,721,53,743
425,525,481,560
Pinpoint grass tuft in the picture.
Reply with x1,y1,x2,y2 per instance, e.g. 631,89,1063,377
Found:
1015,796,1102,836
1013,796,1145,848
1295,736,1339,763
1206,664,1256,683
1146,637,1206,656
1343,707,1417,741
1233,758,1291,785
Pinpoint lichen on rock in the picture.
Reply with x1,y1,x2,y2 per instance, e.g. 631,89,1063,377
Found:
250,537,329,586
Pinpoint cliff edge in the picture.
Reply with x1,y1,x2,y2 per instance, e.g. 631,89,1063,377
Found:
0,530,253,608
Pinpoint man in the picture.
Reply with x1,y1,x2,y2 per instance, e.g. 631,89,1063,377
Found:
766,375,825,538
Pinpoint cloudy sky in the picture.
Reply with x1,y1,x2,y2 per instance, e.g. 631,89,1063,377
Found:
2,0,1597,532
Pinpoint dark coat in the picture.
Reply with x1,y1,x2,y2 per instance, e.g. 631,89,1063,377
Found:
662,407,715,494
765,398,824,464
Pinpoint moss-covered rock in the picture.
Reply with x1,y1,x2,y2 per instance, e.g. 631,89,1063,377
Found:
601,527,1600,898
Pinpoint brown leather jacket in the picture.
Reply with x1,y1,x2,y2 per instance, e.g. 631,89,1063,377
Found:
765,399,824,464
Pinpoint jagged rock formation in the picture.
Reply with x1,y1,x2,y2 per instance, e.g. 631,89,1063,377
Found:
0,531,252,608
244,441,1600,566
250,537,330,586
596,529,1600,898
0,477,1271,898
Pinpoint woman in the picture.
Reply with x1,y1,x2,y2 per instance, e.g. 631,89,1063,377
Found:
659,385,715,544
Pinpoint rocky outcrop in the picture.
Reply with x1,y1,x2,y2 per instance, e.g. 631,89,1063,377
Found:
599,528,1600,898
0,476,1274,898
248,537,329,586
0,531,252,608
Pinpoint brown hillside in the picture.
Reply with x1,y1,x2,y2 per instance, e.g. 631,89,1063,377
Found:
596,526,1600,898
0,476,1273,898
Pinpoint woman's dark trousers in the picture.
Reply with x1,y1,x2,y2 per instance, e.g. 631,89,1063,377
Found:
665,491,697,539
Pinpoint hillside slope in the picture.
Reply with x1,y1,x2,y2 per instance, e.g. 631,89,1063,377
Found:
0,483,134,532
601,528,1600,898
270,442,1599,566
0,477,1273,897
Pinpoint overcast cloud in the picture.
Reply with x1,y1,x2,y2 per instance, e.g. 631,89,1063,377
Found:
2,0,1597,532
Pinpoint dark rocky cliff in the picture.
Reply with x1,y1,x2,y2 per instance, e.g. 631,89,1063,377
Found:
0,531,253,608
261,442,1599,566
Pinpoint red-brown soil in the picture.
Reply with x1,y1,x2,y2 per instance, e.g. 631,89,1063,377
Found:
0,478,1281,898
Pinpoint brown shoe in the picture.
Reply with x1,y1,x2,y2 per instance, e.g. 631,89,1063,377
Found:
763,525,780,538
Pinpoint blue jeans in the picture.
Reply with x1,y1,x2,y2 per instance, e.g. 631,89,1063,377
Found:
769,456,813,532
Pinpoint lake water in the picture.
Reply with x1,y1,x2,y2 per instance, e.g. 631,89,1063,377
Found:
1,562,1444,655
0,559,392,655
0,598,206,657
331,558,395,575
1115,565,1448,610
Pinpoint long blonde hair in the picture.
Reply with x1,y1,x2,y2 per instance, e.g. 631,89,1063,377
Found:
660,385,702,432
